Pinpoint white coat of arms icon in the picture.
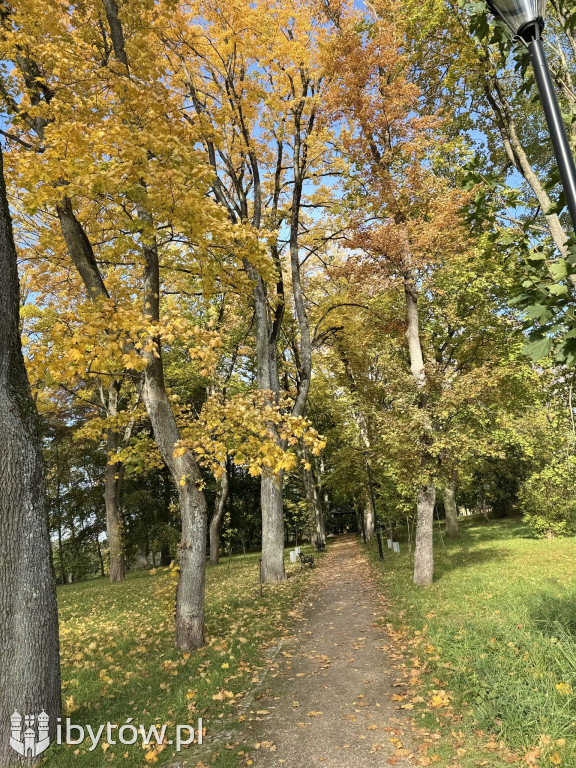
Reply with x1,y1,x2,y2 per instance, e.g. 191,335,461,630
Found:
9,711,50,758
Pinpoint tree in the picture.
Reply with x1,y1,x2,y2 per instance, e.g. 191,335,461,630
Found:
164,0,336,579
0,0,218,649
323,0,470,584
0,143,61,767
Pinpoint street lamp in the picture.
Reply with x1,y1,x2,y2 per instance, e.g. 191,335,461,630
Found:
487,0,576,230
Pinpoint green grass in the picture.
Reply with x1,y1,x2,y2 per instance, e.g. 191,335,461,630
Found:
41,545,319,768
368,516,576,767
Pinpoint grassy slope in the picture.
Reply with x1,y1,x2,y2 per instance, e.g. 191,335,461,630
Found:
369,517,576,767
43,547,318,768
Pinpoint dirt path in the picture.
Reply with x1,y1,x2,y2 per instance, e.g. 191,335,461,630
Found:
246,535,416,768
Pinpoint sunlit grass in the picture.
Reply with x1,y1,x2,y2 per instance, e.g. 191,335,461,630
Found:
369,516,576,767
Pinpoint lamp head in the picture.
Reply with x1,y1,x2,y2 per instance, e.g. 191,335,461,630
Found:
487,0,546,41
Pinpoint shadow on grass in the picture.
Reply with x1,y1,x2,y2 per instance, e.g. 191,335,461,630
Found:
414,517,532,581
431,543,516,580
530,588,576,637
448,516,533,542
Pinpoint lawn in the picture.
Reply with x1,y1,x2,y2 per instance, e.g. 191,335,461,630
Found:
42,547,318,768
368,516,576,767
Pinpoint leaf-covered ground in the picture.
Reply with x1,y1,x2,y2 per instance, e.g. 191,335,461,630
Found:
40,519,576,768
368,516,576,767
42,549,319,768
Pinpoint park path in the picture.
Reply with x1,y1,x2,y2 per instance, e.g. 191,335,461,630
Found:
247,535,416,768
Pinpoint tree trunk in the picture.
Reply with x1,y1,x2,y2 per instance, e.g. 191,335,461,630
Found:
444,480,459,538
104,422,125,582
209,468,229,566
0,145,61,766
318,457,330,517
56,480,66,585
159,468,173,566
140,228,208,651
364,498,375,541
133,543,150,570
249,268,286,582
404,266,435,586
160,544,171,566
57,518,65,585
96,534,105,578
260,472,286,581
413,484,435,586
53,16,206,649
358,503,367,541
95,0,208,647
57,201,127,583
302,459,326,549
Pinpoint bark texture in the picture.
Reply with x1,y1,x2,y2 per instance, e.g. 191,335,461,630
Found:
260,472,286,581
444,481,459,538
56,197,110,299
100,0,129,71
0,145,61,766
413,484,436,586
209,468,229,566
251,270,287,581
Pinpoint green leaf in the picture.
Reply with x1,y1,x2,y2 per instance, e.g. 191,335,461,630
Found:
522,336,553,361
549,284,569,297
524,304,552,321
549,259,568,281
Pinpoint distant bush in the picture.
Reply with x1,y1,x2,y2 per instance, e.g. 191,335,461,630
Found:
520,458,576,537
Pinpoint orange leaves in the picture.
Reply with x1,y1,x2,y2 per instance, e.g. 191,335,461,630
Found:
212,689,234,701
427,689,451,708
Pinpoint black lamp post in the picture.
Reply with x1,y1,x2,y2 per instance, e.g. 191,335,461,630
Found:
487,0,576,231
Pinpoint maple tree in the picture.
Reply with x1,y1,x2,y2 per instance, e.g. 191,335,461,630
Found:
159,0,339,580
0,0,216,646
0,0,329,649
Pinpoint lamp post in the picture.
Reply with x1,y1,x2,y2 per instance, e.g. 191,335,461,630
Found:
362,451,384,561
486,0,576,231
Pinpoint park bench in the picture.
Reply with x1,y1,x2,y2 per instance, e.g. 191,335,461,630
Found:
299,551,315,569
